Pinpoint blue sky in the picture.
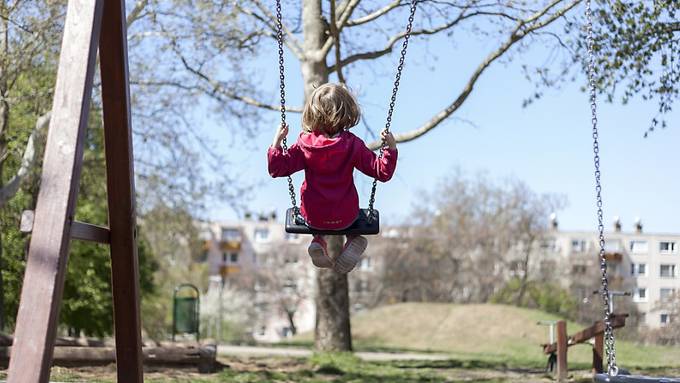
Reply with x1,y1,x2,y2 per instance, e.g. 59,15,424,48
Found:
200,18,679,234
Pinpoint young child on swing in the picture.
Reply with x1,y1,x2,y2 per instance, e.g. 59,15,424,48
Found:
268,83,398,274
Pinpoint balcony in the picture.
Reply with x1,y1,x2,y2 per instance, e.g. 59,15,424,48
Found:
220,240,241,251
219,265,240,277
604,252,623,262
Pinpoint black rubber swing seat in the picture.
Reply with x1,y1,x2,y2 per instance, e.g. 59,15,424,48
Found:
284,208,380,235
594,374,680,383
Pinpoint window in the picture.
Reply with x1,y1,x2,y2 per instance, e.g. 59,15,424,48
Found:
571,239,587,252
630,263,647,276
223,252,238,263
633,288,647,302
572,264,587,274
604,240,621,252
638,263,647,276
285,232,299,241
660,288,675,301
639,313,646,325
660,314,671,325
258,325,266,336
630,240,648,253
221,228,240,241
283,279,297,290
541,239,557,252
660,241,677,254
360,257,372,271
254,228,270,242
660,264,676,278
355,280,370,293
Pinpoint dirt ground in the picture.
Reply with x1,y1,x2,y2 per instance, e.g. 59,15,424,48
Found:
0,356,611,383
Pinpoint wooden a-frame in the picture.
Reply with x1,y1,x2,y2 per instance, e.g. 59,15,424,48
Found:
8,0,143,382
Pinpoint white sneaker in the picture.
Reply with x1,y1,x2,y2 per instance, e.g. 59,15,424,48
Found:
334,236,367,274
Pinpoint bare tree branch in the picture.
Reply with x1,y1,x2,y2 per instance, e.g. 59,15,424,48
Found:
367,0,581,149
330,0,346,83
331,8,503,72
0,112,50,205
134,78,302,113
126,0,149,27
318,0,360,60
345,0,401,27
244,0,306,60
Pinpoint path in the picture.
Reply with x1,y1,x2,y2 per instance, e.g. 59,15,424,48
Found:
217,344,451,361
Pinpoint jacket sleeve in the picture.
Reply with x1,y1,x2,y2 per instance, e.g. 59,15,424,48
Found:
267,143,305,177
354,140,398,182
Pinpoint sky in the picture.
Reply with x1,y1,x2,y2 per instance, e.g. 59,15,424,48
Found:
197,12,679,234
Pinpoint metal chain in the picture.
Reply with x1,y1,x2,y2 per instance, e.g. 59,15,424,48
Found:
275,0,300,218
367,0,418,218
586,0,618,376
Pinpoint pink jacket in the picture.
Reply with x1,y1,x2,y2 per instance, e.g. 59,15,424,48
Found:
268,130,398,230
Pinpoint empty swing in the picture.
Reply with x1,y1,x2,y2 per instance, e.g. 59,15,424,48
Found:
585,1,679,382
273,0,418,236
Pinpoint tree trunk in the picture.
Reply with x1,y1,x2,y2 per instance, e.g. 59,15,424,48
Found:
515,237,535,306
0,3,9,330
298,0,352,352
315,236,352,351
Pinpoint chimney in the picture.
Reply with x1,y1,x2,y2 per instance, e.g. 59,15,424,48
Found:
613,216,622,232
549,213,558,230
634,217,643,233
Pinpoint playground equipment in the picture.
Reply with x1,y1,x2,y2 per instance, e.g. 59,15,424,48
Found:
8,1,142,382
540,315,628,381
584,0,679,381
275,0,417,236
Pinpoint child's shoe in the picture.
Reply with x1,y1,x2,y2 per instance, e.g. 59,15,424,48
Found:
308,235,333,268
333,235,367,274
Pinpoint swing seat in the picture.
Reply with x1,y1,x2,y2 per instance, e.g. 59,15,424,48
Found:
595,373,680,383
285,208,379,235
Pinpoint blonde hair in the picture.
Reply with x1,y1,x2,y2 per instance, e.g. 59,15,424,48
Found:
302,83,361,135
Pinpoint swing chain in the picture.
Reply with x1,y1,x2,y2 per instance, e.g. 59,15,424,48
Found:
276,0,300,218
368,0,418,218
586,0,618,376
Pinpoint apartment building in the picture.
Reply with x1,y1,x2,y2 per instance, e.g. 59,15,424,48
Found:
197,212,383,342
199,213,316,342
547,217,679,328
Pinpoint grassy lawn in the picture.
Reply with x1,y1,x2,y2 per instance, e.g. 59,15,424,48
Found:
321,303,680,371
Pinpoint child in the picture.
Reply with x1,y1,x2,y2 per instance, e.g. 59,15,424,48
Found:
268,83,398,274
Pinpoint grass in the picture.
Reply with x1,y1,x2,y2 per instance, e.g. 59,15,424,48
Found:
2,303,678,381
294,303,680,371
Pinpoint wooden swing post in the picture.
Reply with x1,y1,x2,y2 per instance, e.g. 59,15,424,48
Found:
7,0,142,382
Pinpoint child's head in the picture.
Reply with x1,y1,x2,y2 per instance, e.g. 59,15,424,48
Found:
302,83,360,135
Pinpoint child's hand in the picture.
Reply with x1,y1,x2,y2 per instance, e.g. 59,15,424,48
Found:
381,130,397,150
272,123,289,148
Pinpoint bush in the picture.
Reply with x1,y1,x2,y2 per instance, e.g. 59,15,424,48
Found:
491,278,578,319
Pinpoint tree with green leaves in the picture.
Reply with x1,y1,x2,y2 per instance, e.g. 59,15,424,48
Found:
525,0,678,135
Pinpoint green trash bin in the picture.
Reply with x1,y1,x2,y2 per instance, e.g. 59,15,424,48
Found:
173,284,200,341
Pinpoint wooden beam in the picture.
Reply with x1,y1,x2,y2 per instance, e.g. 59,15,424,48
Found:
7,1,104,382
542,314,627,354
20,210,111,244
70,222,110,244
1,346,217,373
593,333,604,374
556,321,567,383
98,0,143,381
